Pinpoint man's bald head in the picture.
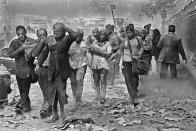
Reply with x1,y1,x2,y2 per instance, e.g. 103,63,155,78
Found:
53,22,66,40
53,22,65,31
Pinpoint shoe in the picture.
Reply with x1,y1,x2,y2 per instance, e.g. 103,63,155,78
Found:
65,99,68,104
15,107,22,114
93,96,99,103
100,98,105,104
130,97,139,107
23,107,31,112
46,106,53,116
75,97,82,103
47,115,59,123
40,110,47,119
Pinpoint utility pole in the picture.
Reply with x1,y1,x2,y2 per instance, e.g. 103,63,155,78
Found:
111,4,116,28
67,0,70,18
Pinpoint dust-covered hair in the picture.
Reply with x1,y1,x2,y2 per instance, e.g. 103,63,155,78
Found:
36,28,48,37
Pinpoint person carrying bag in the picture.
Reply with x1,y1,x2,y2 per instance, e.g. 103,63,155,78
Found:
127,37,150,75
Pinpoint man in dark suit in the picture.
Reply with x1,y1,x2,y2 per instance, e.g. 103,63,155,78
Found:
37,23,77,123
158,25,187,80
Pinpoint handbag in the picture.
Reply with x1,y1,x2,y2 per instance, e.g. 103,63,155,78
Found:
30,68,38,83
28,57,38,83
132,58,149,75
127,37,150,75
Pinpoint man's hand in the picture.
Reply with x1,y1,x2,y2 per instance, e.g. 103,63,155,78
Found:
34,59,38,65
35,65,40,74
183,60,187,64
17,46,24,53
40,37,47,43
88,46,94,53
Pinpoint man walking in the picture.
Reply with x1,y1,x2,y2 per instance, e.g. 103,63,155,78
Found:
37,23,77,123
158,25,187,80
8,26,35,114
32,28,52,118
69,29,87,104
105,24,120,88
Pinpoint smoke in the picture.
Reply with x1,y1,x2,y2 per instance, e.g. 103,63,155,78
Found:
8,0,150,19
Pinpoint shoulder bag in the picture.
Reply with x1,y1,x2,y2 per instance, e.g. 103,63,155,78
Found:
127,37,149,75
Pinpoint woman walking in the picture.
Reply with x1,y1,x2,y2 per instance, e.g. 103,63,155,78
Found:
88,29,112,104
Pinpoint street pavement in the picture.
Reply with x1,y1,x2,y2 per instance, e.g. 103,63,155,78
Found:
1,60,196,131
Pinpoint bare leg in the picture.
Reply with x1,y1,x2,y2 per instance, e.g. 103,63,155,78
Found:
100,69,108,104
47,92,59,123
58,92,65,123
92,69,101,102
75,65,87,102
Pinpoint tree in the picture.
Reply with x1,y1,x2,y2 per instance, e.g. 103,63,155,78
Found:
141,0,177,33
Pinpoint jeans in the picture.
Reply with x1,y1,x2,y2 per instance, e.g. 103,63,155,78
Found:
122,61,139,99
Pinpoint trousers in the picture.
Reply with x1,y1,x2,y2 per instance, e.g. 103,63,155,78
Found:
16,77,31,110
122,61,139,99
38,67,52,114
160,62,177,80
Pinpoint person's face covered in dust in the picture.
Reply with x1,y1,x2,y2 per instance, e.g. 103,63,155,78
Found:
76,29,84,44
76,36,83,43
105,24,114,36
127,30,134,40
92,28,100,41
16,27,27,42
120,30,126,38
140,29,147,40
100,30,106,43
37,29,47,40
53,23,65,41
54,29,65,40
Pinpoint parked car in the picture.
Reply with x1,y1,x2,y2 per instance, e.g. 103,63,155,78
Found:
0,48,15,74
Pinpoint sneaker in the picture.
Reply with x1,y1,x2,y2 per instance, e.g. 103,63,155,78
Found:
40,110,47,119
15,107,22,114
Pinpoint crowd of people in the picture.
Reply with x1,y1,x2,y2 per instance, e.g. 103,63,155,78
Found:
7,22,187,123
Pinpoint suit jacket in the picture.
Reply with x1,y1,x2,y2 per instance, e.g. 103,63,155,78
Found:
157,32,187,64
38,30,77,81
